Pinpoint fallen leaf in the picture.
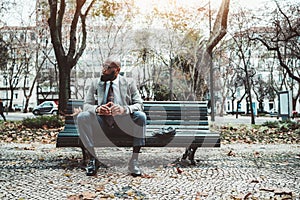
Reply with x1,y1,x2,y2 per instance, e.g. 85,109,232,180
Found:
24,146,36,151
67,195,80,200
141,174,154,178
259,187,275,192
81,191,97,200
227,150,236,156
170,174,178,178
196,191,208,197
274,189,293,196
126,190,134,196
54,186,70,190
95,185,105,192
79,181,89,186
244,192,252,199
38,157,45,161
63,173,72,177
231,194,244,200
250,179,259,183
253,151,260,157
176,167,183,174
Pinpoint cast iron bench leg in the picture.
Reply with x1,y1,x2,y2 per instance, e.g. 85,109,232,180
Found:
80,146,109,168
81,146,89,165
182,145,198,165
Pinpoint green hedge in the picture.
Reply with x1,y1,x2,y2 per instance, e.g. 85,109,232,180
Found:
262,119,300,130
22,115,64,129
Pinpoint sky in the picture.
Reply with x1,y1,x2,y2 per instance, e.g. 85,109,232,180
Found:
1,0,297,27
1,0,36,26
134,0,272,12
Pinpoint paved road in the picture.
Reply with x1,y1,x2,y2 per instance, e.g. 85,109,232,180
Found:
1,112,35,121
0,143,299,199
2,112,285,125
213,115,281,125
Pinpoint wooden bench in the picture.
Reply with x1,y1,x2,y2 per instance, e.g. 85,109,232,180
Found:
57,99,220,164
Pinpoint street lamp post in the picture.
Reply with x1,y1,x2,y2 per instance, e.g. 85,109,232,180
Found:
210,54,215,121
3,73,8,115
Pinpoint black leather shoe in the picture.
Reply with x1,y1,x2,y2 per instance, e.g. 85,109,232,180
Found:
128,159,142,177
86,157,100,176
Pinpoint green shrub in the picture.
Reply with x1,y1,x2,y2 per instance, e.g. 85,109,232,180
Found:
262,121,279,128
262,119,300,131
286,120,300,130
22,115,64,129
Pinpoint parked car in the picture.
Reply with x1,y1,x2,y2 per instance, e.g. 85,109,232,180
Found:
32,101,58,115
13,104,23,112
226,110,245,115
269,108,278,117
269,108,277,113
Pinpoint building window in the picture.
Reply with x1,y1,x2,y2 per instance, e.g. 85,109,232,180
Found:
3,78,7,86
257,74,262,80
278,74,282,82
26,77,30,87
30,32,36,41
20,33,25,41
126,72,132,77
94,72,100,77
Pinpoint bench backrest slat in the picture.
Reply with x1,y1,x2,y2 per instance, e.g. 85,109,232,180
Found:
64,100,208,126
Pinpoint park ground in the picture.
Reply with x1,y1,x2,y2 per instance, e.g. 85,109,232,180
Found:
0,114,299,199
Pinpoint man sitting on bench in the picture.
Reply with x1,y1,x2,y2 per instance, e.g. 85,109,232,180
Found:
77,57,146,177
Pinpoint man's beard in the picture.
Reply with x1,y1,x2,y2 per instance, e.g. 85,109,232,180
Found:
101,71,116,81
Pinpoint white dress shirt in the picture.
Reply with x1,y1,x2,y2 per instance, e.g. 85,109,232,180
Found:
103,75,121,105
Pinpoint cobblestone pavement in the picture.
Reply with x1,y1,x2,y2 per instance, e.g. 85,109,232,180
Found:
0,142,299,200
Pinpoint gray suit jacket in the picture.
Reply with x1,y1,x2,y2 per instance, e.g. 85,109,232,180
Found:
83,75,143,114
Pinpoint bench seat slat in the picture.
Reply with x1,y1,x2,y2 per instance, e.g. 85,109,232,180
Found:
66,117,209,124
58,127,212,137
82,134,220,148
143,101,207,105
147,127,209,131
146,114,208,120
62,122,209,128
144,109,207,114
144,106,208,109
147,121,208,126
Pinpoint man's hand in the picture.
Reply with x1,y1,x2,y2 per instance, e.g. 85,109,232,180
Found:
111,104,126,116
96,102,112,115
96,102,125,116
70,107,82,116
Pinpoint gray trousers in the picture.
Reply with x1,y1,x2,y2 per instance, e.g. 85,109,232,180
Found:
77,111,146,157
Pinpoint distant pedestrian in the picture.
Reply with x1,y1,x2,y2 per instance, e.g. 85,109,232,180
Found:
0,98,6,121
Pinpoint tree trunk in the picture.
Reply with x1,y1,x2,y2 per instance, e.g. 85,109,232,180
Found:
194,0,230,102
9,88,14,111
47,0,95,115
58,62,71,114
